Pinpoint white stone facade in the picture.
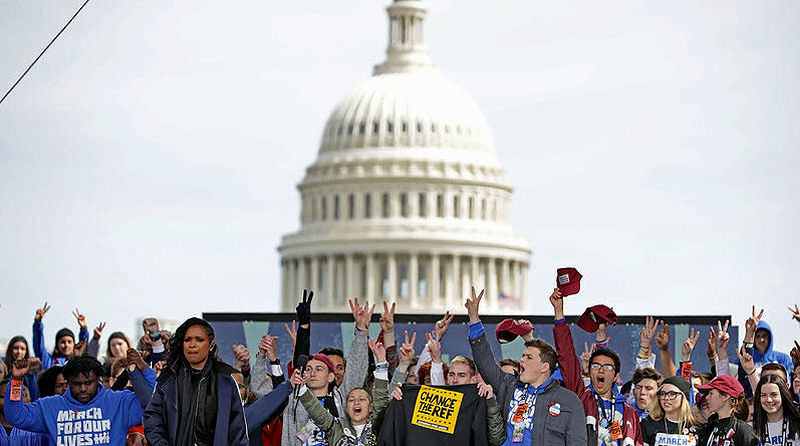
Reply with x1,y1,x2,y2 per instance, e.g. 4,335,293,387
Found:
278,0,531,314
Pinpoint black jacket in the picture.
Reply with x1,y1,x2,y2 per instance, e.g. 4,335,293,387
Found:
378,383,488,446
697,416,758,446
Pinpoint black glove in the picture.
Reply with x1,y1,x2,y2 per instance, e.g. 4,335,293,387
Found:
296,289,313,325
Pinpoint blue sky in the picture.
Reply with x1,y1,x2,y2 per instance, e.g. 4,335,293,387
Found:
1,1,798,356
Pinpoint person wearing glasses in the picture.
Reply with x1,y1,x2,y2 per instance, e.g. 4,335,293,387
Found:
550,289,643,446
640,376,703,446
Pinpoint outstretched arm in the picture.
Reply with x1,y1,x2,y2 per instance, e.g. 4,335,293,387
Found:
341,298,372,396
551,288,590,397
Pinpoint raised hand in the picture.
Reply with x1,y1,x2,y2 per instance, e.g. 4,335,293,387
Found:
640,316,658,351
465,287,484,324
368,338,386,363
284,321,297,346
73,340,87,357
296,289,314,326
28,357,42,372
380,301,396,333
232,345,251,369
681,328,701,362
654,321,670,351
736,345,755,375
11,359,31,379
290,368,308,388
126,348,147,372
477,382,494,399
517,320,535,342
744,306,764,343
789,304,800,323
399,330,417,364
72,308,87,330
34,302,51,322
433,311,455,341
349,298,375,332
390,382,404,401
707,324,717,361
93,322,106,340
142,317,160,335
791,341,800,368
549,288,564,320
715,320,731,360
580,342,593,375
259,335,279,361
426,332,442,364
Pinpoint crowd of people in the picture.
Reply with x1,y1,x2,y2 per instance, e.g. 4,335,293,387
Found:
1,284,799,446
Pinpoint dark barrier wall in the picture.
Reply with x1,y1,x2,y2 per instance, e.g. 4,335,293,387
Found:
203,313,738,384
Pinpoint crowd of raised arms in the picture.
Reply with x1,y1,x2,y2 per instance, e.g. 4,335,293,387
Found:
1,286,800,446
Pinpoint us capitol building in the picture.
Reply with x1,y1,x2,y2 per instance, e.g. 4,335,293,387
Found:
278,0,531,314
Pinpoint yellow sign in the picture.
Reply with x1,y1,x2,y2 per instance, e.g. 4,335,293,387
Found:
411,385,464,435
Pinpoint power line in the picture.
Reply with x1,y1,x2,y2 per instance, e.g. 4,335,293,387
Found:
0,0,92,107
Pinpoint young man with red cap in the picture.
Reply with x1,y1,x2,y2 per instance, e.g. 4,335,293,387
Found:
280,298,372,446
695,375,758,446
467,287,587,446
550,288,643,446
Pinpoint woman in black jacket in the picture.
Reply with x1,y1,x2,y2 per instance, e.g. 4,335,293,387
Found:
143,317,248,446
696,375,758,446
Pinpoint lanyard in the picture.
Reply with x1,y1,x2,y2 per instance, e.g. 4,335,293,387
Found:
764,419,788,446
596,393,618,427
706,418,735,446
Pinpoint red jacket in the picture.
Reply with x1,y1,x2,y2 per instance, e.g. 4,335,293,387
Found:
553,320,643,446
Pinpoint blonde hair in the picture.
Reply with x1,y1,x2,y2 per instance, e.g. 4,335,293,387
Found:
648,383,702,433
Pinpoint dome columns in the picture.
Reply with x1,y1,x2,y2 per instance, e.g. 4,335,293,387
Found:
280,250,529,314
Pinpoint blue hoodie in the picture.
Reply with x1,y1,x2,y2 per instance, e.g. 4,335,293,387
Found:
734,320,793,396
4,368,155,445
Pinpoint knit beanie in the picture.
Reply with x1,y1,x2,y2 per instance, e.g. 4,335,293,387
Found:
661,375,692,399
55,328,75,344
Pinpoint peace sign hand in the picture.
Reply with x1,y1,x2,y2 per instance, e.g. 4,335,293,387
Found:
35,302,51,322
465,287,484,324
433,311,454,341
380,301,396,333
744,306,764,343
681,328,701,362
399,330,417,364
93,322,106,340
296,289,314,326
72,308,87,330
789,304,800,323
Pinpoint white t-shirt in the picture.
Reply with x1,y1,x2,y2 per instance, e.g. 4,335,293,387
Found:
760,419,799,446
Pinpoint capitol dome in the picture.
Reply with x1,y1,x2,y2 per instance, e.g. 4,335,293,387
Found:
278,0,531,314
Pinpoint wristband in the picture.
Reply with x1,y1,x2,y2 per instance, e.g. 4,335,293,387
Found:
375,361,389,372
400,360,412,367
148,331,161,341
743,342,754,349
554,317,565,323
240,364,250,372
637,352,650,359
269,358,281,365
745,368,757,376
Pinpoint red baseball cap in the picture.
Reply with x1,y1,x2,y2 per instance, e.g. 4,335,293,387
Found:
576,304,617,333
696,375,744,399
556,268,582,296
495,319,534,344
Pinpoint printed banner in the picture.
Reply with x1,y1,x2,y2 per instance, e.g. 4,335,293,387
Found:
411,385,463,434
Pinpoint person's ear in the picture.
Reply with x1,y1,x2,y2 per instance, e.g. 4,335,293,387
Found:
327,372,335,384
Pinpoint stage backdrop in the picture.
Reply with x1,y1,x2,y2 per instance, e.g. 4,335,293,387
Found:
203,313,738,383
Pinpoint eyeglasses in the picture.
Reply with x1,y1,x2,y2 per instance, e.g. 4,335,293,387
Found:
590,363,615,372
657,391,682,401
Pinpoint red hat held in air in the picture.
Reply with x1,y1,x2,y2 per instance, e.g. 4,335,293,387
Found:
576,304,618,333
495,319,534,344
556,268,582,296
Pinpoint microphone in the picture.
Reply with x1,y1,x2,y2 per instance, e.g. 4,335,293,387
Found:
293,354,309,399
